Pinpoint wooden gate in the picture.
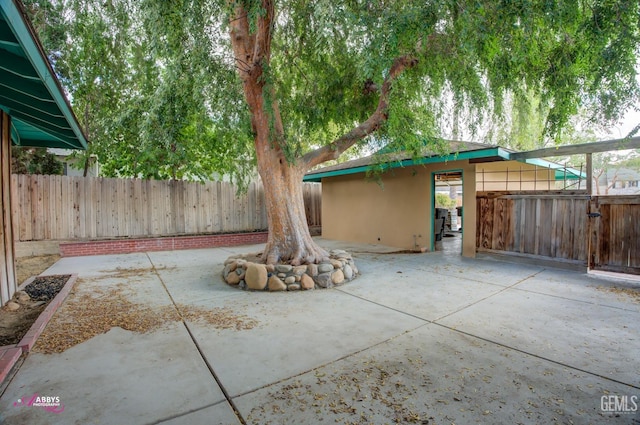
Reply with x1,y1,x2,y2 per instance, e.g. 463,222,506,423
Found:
476,192,589,264
588,196,640,275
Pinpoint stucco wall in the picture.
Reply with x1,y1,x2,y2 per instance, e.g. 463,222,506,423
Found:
321,160,476,257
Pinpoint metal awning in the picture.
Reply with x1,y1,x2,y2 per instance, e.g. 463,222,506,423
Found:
0,0,87,149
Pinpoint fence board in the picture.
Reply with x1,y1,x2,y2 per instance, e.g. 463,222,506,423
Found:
476,192,589,263
11,175,321,241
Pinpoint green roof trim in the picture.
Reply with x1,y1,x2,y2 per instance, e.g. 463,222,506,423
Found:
303,145,587,183
0,0,87,149
523,158,586,180
303,147,510,182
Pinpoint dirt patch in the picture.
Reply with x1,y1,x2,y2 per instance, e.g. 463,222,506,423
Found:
177,304,259,330
33,281,179,354
34,280,258,354
596,285,640,302
15,255,60,285
0,275,69,346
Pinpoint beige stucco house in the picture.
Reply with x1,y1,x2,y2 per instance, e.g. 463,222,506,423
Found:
304,141,582,258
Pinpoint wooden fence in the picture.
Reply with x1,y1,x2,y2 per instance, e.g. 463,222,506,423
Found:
589,195,640,274
476,191,590,263
11,175,322,241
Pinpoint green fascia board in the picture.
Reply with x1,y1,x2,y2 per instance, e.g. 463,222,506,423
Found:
522,158,586,179
0,0,87,149
303,147,510,182
302,146,586,182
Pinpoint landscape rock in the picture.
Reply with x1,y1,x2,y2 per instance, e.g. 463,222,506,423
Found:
314,272,333,288
245,263,268,290
307,264,319,277
318,263,334,273
223,248,357,292
268,275,287,291
331,269,345,284
343,264,353,280
5,301,20,311
223,264,233,279
226,272,241,285
275,264,293,273
300,274,315,290
330,259,342,269
293,266,307,275
15,291,30,302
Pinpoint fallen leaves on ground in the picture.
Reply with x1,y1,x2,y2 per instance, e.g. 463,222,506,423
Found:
596,285,640,303
177,304,259,330
34,278,258,354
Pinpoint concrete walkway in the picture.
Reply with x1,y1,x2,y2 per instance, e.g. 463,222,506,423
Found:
0,240,638,424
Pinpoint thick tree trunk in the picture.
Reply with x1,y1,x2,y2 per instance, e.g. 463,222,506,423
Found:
259,158,328,265
229,1,327,265
227,1,418,264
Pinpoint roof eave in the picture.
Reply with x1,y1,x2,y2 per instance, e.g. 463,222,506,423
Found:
303,147,510,182
1,0,87,150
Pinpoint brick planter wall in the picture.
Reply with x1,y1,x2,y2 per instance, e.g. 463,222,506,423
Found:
59,232,269,257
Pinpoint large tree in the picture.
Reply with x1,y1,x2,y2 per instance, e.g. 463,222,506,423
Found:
30,0,640,265
221,0,639,264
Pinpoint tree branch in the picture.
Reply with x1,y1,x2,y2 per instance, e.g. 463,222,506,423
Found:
302,55,419,170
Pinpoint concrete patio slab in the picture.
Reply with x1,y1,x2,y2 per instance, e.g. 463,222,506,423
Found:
516,268,640,313
436,288,639,388
156,401,241,425
235,323,637,424
43,253,154,278
186,288,426,397
147,249,245,305
416,256,547,287
1,240,638,425
337,269,506,321
0,325,226,425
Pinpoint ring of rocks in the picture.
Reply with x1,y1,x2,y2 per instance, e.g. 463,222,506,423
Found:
222,249,358,291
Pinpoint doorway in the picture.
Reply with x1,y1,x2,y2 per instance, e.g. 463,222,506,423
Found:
432,170,463,254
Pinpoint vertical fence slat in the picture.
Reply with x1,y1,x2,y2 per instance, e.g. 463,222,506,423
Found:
11,175,322,241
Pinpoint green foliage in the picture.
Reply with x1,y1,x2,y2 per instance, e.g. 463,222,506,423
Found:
26,0,254,184
618,155,640,169
435,193,456,209
28,0,640,180
11,147,64,175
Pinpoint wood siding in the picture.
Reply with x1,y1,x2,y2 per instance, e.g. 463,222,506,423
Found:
476,191,590,263
11,175,322,242
1,111,17,305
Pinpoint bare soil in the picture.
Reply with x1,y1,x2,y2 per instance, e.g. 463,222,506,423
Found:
0,256,63,347
0,275,69,346
16,254,60,285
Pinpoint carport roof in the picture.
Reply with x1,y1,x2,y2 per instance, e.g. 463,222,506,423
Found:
304,141,506,182
0,0,87,149
303,140,586,183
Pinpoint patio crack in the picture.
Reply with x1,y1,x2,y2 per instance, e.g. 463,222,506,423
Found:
146,253,247,425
